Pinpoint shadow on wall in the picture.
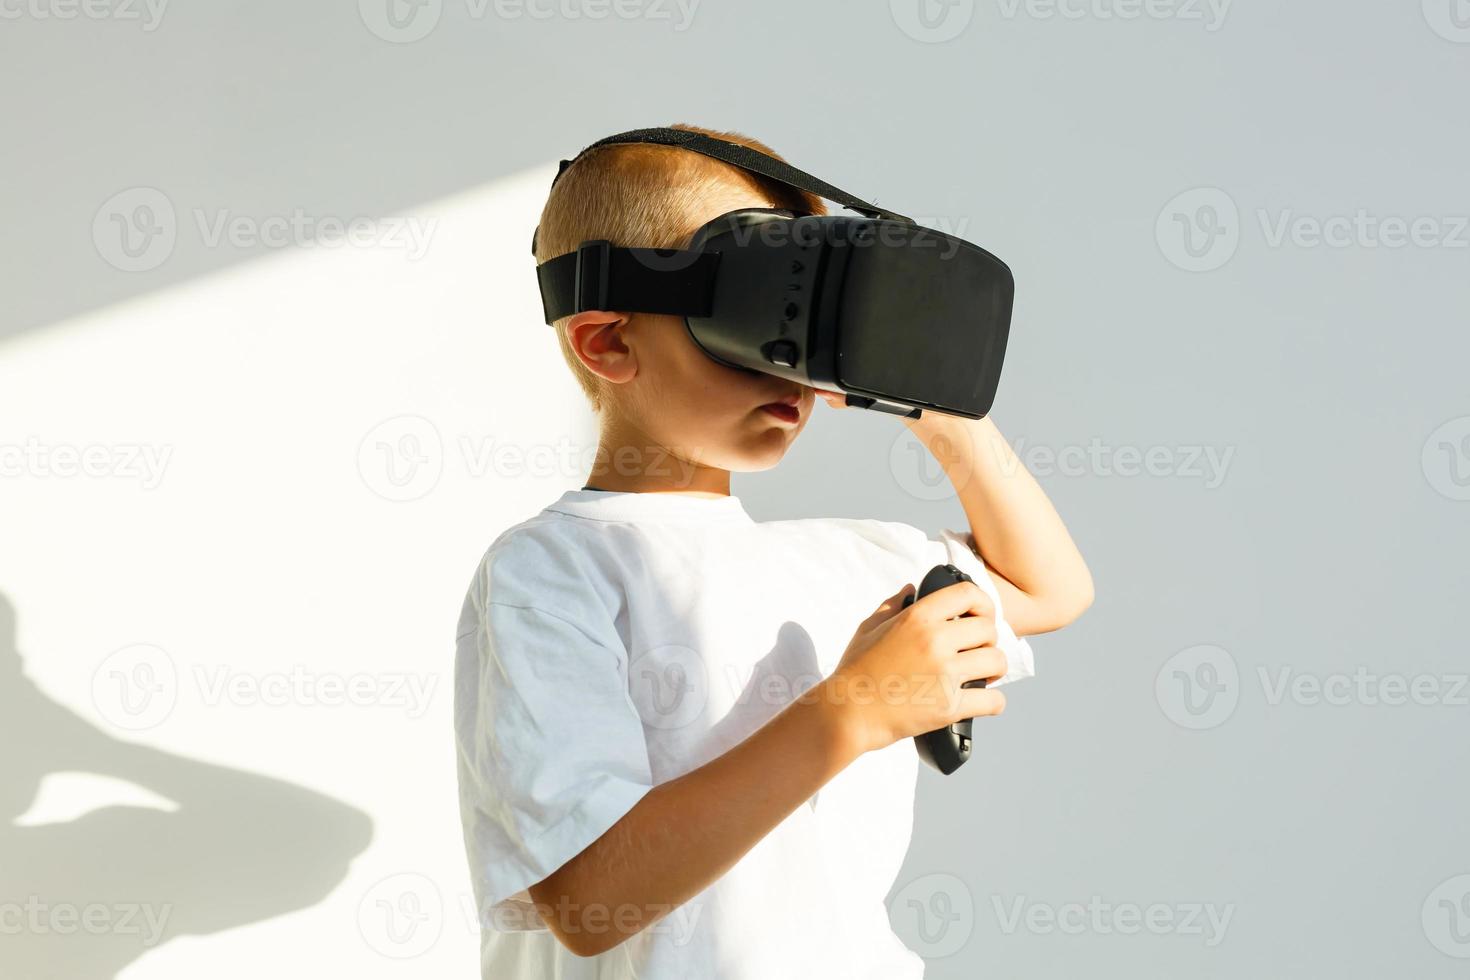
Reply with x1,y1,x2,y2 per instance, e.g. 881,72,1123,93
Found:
0,591,374,979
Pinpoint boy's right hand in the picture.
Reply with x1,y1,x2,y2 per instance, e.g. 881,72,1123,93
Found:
820,581,1009,756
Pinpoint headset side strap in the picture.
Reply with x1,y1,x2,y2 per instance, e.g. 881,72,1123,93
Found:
537,244,720,324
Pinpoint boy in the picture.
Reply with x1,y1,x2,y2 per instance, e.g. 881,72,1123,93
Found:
453,123,1092,978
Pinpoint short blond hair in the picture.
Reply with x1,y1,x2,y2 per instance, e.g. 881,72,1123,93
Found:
532,123,828,413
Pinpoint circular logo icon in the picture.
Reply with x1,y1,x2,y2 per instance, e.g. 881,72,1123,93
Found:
889,0,975,43
1156,187,1240,273
890,427,964,502
357,415,443,502
93,187,177,272
1423,0,1470,43
91,643,178,731
1422,874,1470,958
359,0,443,43
1422,416,1470,501
357,872,444,958
1155,643,1239,730
628,644,709,731
888,872,974,958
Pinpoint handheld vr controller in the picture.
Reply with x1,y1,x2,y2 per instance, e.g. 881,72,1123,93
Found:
902,563,987,775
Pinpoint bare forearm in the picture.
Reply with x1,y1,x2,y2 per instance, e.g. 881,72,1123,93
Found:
529,685,862,956
907,414,1093,632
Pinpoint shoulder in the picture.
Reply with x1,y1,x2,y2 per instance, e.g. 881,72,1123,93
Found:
773,514,937,558
462,509,616,625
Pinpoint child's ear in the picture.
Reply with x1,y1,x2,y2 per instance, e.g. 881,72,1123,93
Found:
566,311,636,385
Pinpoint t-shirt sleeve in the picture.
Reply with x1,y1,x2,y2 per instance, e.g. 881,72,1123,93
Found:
454,575,654,932
881,522,1035,687
930,526,1035,686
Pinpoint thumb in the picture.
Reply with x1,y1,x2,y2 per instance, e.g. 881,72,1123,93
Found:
859,582,915,633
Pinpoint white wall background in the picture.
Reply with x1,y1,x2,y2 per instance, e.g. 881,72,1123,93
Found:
0,167,593,976
2,1,1468,978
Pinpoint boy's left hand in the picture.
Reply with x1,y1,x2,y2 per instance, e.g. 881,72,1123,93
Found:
813,389,847,411
806,384,1093,637
811,387,944,436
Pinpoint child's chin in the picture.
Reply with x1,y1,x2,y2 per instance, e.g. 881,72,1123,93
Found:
723,432,798,473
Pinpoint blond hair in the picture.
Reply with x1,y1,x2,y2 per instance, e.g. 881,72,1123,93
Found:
532,123,828,413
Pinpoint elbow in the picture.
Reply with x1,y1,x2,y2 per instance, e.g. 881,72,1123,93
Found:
1055,569,1095,628
1028,570,1094,634
530,877,635,959
549,917,634,960
556,929,612,960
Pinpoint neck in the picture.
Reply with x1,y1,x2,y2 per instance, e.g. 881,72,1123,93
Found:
587,416,731,497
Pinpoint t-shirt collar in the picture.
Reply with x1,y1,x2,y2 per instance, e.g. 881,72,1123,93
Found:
546,488,754,524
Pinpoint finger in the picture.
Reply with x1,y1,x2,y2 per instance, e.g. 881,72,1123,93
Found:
957,687,1007,719
860,583,915,633
952,646,1007,686
815,389,848,409
913,578,994,623
939,614,997,653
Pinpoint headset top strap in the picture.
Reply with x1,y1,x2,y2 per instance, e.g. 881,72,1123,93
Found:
530,126,912,255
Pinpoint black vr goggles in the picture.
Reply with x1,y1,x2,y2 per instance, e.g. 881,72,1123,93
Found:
532,128,1014,420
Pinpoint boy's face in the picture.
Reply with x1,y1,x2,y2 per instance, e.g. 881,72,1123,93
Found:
584,185,818,476
618,309,816,475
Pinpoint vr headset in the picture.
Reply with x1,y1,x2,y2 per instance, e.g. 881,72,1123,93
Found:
532,128,1014,420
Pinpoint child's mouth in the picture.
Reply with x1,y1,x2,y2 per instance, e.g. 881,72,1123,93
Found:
759,402,800,425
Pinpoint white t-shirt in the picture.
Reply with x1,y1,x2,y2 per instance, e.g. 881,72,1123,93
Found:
453,488,1033,979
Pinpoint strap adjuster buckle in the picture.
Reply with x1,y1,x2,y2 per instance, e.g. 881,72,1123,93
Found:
574,240,612,312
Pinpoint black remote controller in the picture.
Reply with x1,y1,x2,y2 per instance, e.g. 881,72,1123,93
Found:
902,563,987,775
